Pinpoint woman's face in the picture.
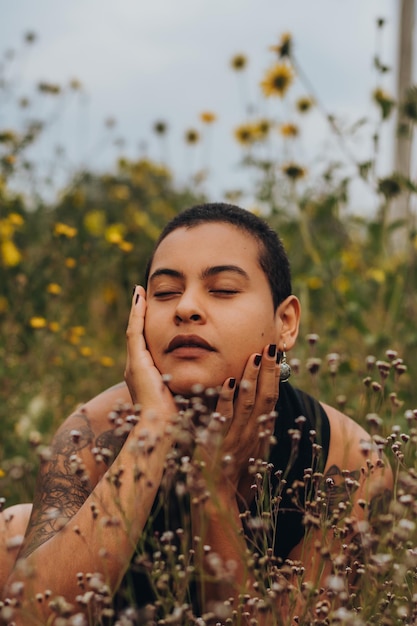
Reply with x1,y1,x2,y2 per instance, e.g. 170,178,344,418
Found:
144,222,283,396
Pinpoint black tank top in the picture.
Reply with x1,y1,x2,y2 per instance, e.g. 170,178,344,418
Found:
113,383,331,616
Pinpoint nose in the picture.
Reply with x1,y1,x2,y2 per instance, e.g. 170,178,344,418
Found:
174,289,206,325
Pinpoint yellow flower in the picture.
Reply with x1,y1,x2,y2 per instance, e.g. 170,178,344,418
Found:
333,275,350,294
296,96,315,113
65,257,76,268
260,63,294,98
282,162,306,181
48,321,60,332
0,468,5,478
47,283,62,295
100,356,115,367
306,276,323,290
366,268,385,284
253,119,272,141
79,346,93,357
54,222,77,238
234,123,256,146
280,123,299,138
105,223,126,244
230,54,248,71
8,212,24,226
29,316,47,329
200,111,217,124
84,210,106,236
133,210,150,228
0,219,14,239
185,129,200,144
103,285,118,304
110,185,130,201
269,32,293,58
70,326,85,336
341,249,360,271
1,240,22,266
118,240,134,253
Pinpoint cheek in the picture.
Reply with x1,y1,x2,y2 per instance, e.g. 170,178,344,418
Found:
143,310,157,352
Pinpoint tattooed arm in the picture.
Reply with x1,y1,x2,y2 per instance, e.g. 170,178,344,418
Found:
3,288,178,625
20,384,129,559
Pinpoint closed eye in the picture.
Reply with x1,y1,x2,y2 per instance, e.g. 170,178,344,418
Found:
153,291,181,299
210,289,240,296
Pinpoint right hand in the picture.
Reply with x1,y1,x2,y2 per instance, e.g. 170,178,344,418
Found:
124,285,177,421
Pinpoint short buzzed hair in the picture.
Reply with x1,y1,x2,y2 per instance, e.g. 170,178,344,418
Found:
145,202,292,310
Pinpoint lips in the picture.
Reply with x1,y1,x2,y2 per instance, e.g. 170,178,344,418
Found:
166,334,215,353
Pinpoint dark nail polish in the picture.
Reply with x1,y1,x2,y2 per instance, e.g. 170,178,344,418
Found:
276,351,283,364
132,285,137,296
228,377,236,389
254,354,262,367
135,293,140,305
268,344,277,358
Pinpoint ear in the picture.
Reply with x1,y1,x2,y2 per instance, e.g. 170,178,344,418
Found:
274,295,301,351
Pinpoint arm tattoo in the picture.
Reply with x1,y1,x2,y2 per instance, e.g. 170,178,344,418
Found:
322,464,361,514
21,404,129,557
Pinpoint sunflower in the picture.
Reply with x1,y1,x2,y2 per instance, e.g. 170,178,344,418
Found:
280,123,299,138
282,162,306,181
233,123,256,146
260,63,294,98
200,111,217,124
296,96,315,113
230,54,248,71
269,32,293,59
185,129,200,144
253,118,272,141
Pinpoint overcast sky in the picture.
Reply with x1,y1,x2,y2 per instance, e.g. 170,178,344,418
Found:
1,0,406,211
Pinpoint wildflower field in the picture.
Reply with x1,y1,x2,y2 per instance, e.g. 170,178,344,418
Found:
2,21,417,625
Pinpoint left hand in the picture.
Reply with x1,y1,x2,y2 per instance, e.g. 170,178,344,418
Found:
194,343,280,502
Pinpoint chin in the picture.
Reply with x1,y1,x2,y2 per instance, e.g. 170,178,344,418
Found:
166,376,223,399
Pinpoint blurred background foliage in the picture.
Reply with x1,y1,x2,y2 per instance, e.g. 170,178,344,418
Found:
1,21,417,506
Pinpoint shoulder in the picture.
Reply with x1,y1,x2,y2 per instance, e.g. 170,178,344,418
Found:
321,401,393,492
54,381,131,438
47,381,133,482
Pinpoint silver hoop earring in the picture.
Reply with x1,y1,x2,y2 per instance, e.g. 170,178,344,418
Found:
279,349,291,383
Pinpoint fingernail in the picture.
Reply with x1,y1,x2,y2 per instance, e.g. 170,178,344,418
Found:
268,344,277,358
276,351,283,364
228,377,236,389
132,285,137,296
135,293,140,305
254,354,262,367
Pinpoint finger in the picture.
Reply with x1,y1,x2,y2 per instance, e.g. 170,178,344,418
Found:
212,377,237,432
126,285,147,354
221,352,263,429
254,343,280,415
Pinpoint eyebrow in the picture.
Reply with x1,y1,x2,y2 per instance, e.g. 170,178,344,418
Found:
148,264,250,283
